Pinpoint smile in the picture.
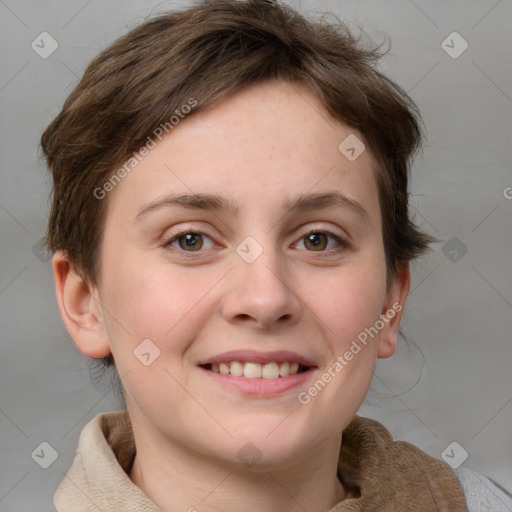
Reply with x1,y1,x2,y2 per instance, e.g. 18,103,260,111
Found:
203,361,308,379
197,349,317,395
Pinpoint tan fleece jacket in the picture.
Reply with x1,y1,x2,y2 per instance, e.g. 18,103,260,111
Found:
54,411,468,511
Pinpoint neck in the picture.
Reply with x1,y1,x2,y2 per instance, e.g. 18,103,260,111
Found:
128,416,351,512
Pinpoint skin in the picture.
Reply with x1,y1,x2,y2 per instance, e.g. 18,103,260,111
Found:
53,79,410,511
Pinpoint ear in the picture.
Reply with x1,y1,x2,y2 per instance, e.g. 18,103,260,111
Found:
377,264,410,359
52,250,111,358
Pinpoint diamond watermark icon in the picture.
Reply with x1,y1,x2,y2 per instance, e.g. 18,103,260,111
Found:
134,338,161,366
32,238,51,263
237,442,263,468
441,441,468,469
338,134,365,162
442,237,468,263
441,32,468,59
236,236,263,264
31,442,58,469
31,32,59,59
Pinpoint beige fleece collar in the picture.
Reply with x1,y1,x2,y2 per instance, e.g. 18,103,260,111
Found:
54,411,467,511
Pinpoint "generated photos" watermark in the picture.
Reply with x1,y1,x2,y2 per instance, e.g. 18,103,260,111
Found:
297,301,402,404
93,98,197,200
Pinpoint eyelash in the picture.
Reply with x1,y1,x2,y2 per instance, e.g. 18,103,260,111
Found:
161,227,350,258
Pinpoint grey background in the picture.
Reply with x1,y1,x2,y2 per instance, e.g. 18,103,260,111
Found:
1,0,511,510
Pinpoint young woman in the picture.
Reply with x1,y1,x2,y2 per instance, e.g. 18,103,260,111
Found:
41,1,509,510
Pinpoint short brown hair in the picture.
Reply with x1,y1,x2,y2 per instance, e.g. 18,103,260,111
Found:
41,0,435,376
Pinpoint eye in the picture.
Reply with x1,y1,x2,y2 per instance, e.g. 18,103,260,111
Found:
163,230,215,252
294,230,348,253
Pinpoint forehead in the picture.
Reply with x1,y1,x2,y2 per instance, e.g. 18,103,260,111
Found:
105,80,380,226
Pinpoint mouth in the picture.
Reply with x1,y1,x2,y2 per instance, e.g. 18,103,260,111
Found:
200,361,310,379
197,350,317,396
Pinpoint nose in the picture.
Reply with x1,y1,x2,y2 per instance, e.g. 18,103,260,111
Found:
220,241,303,330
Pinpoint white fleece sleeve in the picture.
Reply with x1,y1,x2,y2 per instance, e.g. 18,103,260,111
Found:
454,467,512,512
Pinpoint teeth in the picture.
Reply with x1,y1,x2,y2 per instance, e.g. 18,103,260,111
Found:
243,362,262,379
262,362,280,380
229,361,244,377
208,361,304,379
279,361,290,377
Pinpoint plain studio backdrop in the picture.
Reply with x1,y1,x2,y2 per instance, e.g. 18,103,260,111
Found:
1,1,511,510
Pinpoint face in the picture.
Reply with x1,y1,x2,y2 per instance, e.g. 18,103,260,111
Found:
84,80,406,468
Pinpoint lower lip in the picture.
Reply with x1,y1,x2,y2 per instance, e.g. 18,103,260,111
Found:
199,367,316,396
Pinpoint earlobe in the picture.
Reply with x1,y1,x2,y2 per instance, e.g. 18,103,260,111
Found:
377,264,410,358
52,250,111,358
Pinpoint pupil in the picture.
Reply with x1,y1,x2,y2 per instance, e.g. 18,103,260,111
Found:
180,233,202,250
306,233,326,251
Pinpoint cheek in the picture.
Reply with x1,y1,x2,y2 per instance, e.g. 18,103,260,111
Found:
98,262,209,414
309,262,387,348
100,254,217,364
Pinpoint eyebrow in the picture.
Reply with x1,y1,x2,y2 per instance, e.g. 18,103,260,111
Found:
134,191,370,225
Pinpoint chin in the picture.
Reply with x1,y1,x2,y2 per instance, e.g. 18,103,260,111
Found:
223,421,321,467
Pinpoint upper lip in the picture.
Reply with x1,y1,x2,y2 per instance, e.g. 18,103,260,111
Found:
197,350,317,368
